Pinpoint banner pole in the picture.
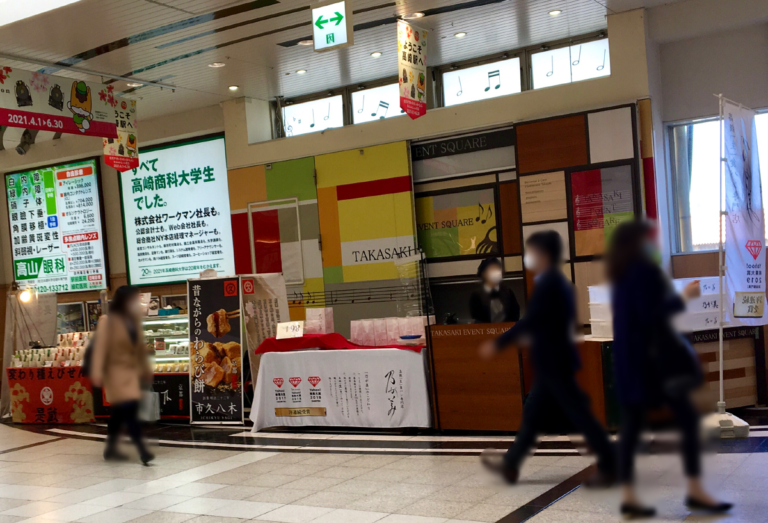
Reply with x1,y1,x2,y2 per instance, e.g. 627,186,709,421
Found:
718,93,726,414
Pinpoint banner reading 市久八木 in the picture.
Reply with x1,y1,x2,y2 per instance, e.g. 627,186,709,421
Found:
189,277,243,423
724,100,767,325
0,66,118,138
397,20,427,120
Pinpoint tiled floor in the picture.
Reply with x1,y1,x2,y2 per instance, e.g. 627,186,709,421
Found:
0,423,766,523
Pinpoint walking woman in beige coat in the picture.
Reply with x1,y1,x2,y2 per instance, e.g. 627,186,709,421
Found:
91,286,154,464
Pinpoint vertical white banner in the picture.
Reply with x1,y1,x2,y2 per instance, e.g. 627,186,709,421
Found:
724,100,767,325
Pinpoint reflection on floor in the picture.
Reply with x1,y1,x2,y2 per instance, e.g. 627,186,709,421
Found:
0,423,766,523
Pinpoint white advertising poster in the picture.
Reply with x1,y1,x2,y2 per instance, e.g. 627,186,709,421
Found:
119,136,235,285
6,159,108,293
251,349,431,431
723,100,767,325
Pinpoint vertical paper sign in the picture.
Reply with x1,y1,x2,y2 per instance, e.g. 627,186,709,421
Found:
103,99,138,172
189,277,243,423
723,100,767,324
241,274,290,350
397,20,427,120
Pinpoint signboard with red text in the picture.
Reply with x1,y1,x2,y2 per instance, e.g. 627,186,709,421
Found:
397,21,428,120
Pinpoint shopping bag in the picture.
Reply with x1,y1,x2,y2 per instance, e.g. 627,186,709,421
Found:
139,388,160,422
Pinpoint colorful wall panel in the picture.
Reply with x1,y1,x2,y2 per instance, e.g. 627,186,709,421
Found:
516,115,588,174
499,182,522,255
571,165,634,256
415,188,498,258
315,142,415,284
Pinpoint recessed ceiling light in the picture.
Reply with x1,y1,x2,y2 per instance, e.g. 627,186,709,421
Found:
126,82,142,88
0,0,83,28
298,39,313,46
454,32,467,38
402,12,424,20
549,9,562,16
296,69,307,75
228,85,239,91
208,62,226,68
370,51,382,58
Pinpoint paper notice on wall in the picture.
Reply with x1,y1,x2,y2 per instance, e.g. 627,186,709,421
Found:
103,99,138,172
397,20,427,120
241,274,290,350
723,100,767,325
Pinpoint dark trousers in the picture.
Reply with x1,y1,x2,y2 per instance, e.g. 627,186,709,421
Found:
505,374,616,473
619,393,701,483
107,401,147,455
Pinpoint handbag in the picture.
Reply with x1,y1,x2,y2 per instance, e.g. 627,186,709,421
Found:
139,387,161,422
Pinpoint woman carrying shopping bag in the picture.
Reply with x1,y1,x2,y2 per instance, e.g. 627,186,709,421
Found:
91,286,155,465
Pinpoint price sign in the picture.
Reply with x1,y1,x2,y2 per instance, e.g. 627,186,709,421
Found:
276,321,305,339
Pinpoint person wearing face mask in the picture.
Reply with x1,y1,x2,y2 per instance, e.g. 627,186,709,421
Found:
91,285,154,464
469,258,520,324
608,220,731,518
479,231,616,486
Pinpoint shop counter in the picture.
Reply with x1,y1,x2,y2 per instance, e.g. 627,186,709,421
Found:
250,334,431,431
6,366,95,424
429,323,524,431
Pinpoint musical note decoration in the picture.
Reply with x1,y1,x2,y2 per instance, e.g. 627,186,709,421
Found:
457,77,463,97
357,95,365,113
475,203,493,224
371,101,389,119
310,109,315,128
572,46,581,66
596,49,606,71
323,103,331,121
546,56,554,77
285,286,428,308
484,70,501,91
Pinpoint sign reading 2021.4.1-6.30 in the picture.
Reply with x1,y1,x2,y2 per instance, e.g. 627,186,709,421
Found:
5,159,108,294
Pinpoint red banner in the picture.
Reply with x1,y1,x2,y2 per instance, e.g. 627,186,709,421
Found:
6,366,95,424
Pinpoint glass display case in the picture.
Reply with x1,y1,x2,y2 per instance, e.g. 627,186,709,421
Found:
142,315,190,374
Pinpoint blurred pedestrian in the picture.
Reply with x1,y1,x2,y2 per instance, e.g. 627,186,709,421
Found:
608,220,732,518
91,286,154,465
480,231,616,486
470,257,520,323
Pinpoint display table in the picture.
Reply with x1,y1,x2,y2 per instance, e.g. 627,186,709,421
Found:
251,348,431,431
6,366,95,424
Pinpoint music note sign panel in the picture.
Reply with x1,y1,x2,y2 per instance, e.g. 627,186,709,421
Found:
415,188,498,259
397,20,427,120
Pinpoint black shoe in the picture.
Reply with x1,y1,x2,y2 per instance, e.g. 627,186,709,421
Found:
584,469,617,489
685,496,733,513
480,449,519,484
140,451,155,466
103,448,129,462
620,503,656,519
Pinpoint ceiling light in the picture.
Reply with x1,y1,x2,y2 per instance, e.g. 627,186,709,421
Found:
18,289,31,303
370,51,382,58
298,39,313,46
0,0,83,28
208,62,226,68
296,69,307,75
454,32,467,39
549,9,562,16
228,85,239,91
402,12,424,20
126,82,142,87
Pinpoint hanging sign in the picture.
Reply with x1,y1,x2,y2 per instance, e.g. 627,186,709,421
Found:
723,100,767,324
397,20,428,120
103,99,138,172
0,66,118,138
312,0,353,52
189,277,243,423
6,159,108,294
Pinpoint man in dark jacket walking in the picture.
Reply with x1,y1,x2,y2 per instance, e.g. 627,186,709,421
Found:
480,230,616,485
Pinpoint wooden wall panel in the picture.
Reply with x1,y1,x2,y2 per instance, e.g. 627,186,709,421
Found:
516,115,589,174
671,252,719,278
499,182,522,255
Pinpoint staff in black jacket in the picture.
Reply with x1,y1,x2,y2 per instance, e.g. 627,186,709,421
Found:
480,230,616,486
469,258,520,324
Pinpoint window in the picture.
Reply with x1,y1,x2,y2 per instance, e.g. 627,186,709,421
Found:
282,95,344,137
442,58,521,107
531,38,610,89
669,113,768,253
351,84,404,124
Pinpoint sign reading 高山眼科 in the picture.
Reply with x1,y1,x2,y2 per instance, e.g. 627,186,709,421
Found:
312,0,353,52
5,159,108,294
118,136,235,286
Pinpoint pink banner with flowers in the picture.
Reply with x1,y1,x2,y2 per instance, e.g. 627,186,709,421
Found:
397,21,427,120
0,66,118,138
103,98,138,172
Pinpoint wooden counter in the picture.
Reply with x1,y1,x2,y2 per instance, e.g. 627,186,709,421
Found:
429,323,524,431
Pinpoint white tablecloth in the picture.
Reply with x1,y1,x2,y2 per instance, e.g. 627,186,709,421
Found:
251,349,431,431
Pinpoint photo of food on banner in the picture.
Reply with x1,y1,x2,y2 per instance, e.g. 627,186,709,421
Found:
189,278,242,420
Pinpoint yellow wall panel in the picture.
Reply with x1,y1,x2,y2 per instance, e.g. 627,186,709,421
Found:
338,194,401,242
315,142,409,188
227,165,267,211
343,263,399,282
317,187,342,267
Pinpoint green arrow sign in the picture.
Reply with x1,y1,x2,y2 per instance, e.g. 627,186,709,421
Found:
315,12,343,30
331,12,343,25
315,16,328,29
